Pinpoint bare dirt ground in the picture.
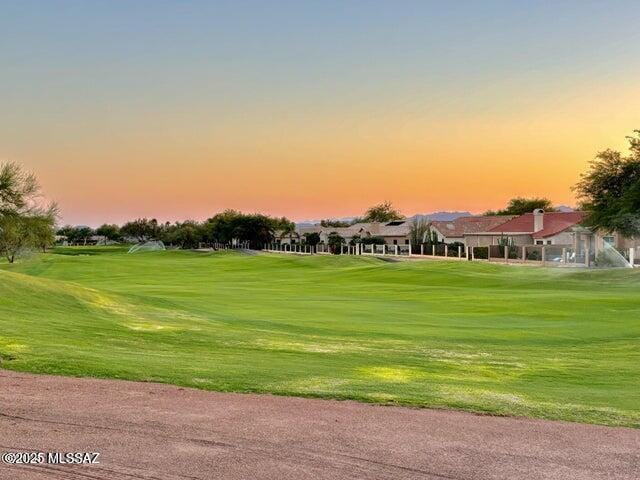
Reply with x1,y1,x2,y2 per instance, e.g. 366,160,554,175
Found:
1,370,638,480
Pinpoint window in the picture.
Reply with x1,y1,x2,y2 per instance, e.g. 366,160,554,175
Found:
393,239,398,245
535,240,544,245
603,236,615,246
404,239,409,244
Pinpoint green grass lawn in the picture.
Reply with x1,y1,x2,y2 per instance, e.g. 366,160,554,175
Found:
1,247,639,427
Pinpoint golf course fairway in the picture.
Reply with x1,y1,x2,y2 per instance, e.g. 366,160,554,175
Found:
1,247,638,428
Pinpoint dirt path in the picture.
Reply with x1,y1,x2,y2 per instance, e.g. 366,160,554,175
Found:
1,370,638,480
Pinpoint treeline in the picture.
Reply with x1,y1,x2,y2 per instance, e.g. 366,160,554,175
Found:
58,211,295,250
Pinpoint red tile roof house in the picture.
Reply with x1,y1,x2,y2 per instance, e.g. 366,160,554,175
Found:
463,209,590,248
463,210,640,266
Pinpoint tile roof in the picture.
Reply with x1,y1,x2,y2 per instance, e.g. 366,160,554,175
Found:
297,221,410,237
486,211,586,238
431,216,515,238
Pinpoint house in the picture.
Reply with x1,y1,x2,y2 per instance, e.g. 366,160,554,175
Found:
282,220,412,246
465,209,640,264
277,210,639,263
462,210,587,247
430,216,516,246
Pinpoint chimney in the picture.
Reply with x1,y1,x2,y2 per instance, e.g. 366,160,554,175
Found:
533,208,544,232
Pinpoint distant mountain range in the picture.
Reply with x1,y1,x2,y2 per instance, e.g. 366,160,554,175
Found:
410,211,472,222
296,211,472,227
556,205,575,212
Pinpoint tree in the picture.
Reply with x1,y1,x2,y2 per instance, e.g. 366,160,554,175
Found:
362,201,404,222
57,225,82,244
171,221,203,249
75,226,95,246
320,219,351,227
202,210,242,244
96,224,121,242
29,207,58,253
574,130,640,237
121,218,158,242
0,215,30,262
202,210,290,249
232,214,278,248
273,216,295,232
277,220,298,243
326,232,345,254
484,197,556,216
0,162,57,261
302,232,321,246
0,210,56,261
0,161,39,216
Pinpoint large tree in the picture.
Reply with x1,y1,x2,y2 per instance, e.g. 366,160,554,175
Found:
202,210,289,249
303,232,321,246
57,225,78,242
96,223,121,242
0,215,31,262
326,232,345,253
202,210,243,244
574,130,640,237
121,218,158,242
0,162,57,262
362,201,404,223
485,197,556,216
168,220,204,249
0,161,39,215
278,221,298,243
75,226,95,246
56,225,94,246
232,214,278,248
29,208,58,253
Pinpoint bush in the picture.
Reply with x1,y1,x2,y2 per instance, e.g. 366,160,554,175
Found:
447,242,464,257
527,250,541,261
361,236,386,245
496,245,520,259
472,246,489,259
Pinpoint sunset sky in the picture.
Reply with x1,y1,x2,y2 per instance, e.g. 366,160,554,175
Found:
1,1,639,226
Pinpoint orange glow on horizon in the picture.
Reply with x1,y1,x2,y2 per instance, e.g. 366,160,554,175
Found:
17,80,636,226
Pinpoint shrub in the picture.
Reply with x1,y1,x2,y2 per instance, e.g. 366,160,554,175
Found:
527,250,541,261
447,242,464,257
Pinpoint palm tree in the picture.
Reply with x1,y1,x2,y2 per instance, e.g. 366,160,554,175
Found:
279,223,299,244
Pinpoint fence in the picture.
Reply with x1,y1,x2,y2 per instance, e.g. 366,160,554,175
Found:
198,241,251,250
264,243,315,254
484,245,591,267
262,242,638,269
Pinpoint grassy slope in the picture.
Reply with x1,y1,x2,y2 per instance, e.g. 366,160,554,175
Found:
1,247,639,427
